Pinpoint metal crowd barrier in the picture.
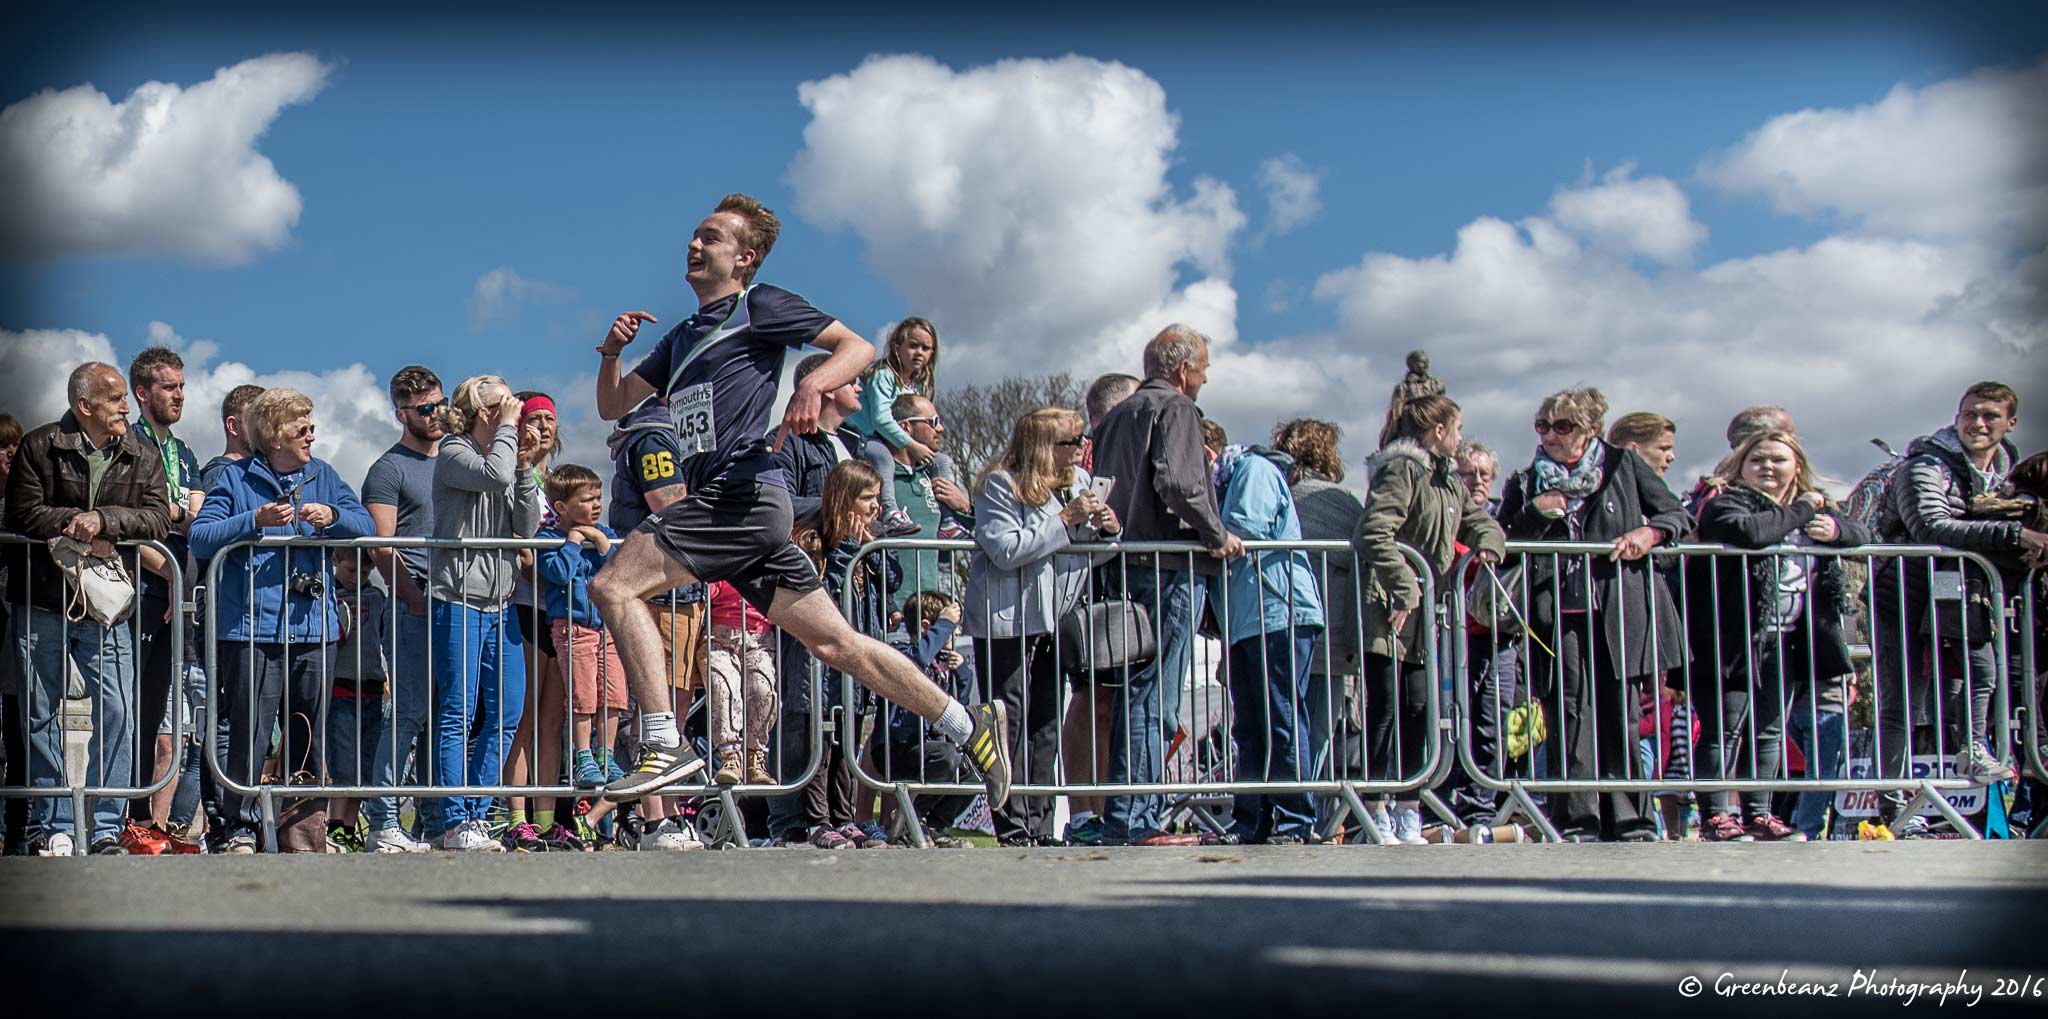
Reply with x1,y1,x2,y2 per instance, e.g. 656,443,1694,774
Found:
839,537,1438,847
2025,567,2043,797
1,535,184,857
203,536,827,852
1450,541,2014,842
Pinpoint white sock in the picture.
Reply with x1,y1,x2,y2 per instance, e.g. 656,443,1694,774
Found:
1069,810,1096,825
640,712,680,748
933,700,974,745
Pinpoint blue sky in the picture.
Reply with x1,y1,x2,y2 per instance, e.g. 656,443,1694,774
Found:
4,3,2045,486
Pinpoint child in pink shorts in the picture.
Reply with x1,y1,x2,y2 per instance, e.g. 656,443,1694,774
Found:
536,465,630,788
704,580,778,786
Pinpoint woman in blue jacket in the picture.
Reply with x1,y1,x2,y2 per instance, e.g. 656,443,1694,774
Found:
1209,429,1324,845
191,388,374,852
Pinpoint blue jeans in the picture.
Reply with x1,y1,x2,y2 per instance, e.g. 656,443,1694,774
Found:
1227,630,1317,841
1105,569,1202,841
327,691,387,787
431,602,525,827
1787,705,1847,839
14,608,134,845
366,608,433,833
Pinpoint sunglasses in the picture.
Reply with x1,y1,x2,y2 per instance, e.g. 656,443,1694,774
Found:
1054,435,1087,447
405,400,446,417
1533,419,1579,436
292,423,317,440
900,415,942,427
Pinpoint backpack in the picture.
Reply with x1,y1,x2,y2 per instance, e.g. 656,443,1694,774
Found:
1842,438,1905,537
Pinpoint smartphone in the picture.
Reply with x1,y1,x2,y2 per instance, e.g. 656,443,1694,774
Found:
1088,475,1116,502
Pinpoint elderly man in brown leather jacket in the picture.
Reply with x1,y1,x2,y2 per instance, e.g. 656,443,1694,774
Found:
4,362,170,855
1088,324,1243,846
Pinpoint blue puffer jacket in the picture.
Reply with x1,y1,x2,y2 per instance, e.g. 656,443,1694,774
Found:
191,455,375,643
1210,446,1324,643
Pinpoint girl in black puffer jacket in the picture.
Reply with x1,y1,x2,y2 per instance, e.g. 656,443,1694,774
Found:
1686,430,1869,843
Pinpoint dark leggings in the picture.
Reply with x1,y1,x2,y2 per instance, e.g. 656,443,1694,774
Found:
1363,652,1430,788
1533,621,1650,837
977,634,1061,842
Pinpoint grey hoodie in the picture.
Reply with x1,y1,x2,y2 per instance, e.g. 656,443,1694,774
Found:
431,425,544,609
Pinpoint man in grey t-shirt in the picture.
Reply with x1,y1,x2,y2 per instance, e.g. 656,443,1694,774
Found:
354,365,444,852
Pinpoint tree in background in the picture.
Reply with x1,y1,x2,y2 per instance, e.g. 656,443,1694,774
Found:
933,371,1087,489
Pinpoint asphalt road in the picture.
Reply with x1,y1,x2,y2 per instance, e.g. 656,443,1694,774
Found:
3,842,2044,1016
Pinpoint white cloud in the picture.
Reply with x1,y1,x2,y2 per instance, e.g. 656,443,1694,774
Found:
1546,163,1706,265
782,53,2036,491
0,323,395,492
788,54,1246,381
470,267,572,330
0,328,120,427
0,52,331,264
1258,154,1323,237
1311,222,2025,484
1701,56,2048,244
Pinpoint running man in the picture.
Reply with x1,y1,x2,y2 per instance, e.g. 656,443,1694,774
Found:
588,193,1010,808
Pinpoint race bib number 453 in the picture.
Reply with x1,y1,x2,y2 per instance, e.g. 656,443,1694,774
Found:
669,382,717,456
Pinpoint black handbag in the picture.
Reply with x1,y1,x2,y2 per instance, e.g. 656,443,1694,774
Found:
1056,597,1157,678
1924,568,1996,644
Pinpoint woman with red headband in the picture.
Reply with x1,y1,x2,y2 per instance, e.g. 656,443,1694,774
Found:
425,377,547,851
501,391,571,851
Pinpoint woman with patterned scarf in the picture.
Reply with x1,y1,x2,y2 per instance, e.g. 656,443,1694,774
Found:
1499,386,1691,842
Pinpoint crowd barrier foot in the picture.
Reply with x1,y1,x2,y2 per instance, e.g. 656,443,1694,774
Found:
1336,783,1387,845
1906,780,1983,840
892,784,927,849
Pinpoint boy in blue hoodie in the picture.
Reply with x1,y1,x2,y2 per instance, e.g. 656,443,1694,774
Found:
536,465,630,796
879,589,978,847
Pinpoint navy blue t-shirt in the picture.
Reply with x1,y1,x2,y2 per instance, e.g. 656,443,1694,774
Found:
609,421,687,534
628,284,833,492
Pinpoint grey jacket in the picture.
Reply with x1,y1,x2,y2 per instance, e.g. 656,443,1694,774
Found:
962,469,1114,638
430,426,544,609
1291,472,1365,675
1089,377,1228,575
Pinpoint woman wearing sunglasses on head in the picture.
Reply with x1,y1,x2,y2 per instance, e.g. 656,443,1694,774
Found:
1498,385,1691,843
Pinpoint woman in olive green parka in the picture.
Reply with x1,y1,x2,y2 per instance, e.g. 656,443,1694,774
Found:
1350,394,1505,843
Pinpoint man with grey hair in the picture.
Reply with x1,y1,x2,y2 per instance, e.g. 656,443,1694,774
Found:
5,362,171,855
1724,405,1795,447
1084,372,1140,429
1446,435,1518,822
1089,324,1243,846
1453,439,1501,515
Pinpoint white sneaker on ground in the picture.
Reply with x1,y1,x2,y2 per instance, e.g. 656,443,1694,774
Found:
1392,806,1430,846
438,820,502,853
36,832,77,857
639,818,705,851
225,833,258,855
366,826,430,854
1368,805,1395,845
1954,744,2016,784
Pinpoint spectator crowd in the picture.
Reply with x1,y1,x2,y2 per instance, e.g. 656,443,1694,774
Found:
3,273,2044,856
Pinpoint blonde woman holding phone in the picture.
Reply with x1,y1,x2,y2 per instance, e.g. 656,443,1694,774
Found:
963,406,1119,846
